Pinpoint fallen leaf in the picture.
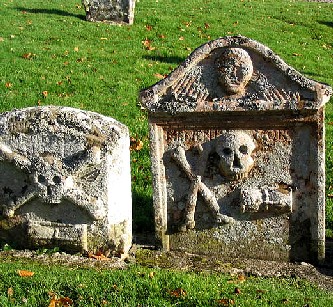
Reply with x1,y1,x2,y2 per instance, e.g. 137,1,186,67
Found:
5,82,12,88
42,91,48,98
169,287,187,298
130,137,144,151
74,46,79,52
48,294,73,307
100,37,108,40
149,271,155,279
158,34,165,39
217,298,235,305
22,52,35,59
59,297,73,306
154,73,166,80
234,287,241,294
179,36,184,41
145,24,153,31
48,298,56,307
7,287,14,297
142,38,155,50
238,275,246,283
88,251,110,261
292,53,302,57
204,22,210,29
18,270,34,277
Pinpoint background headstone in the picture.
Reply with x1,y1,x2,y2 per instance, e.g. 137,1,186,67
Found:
140,35,332,263
0,106,132,256
82,0,135,25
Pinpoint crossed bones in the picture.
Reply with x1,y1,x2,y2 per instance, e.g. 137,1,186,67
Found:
0,142,105,221
171,145,234,230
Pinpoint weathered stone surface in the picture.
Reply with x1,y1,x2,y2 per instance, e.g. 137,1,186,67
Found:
140,35,332,263
82,0,135,25
0,106,132,255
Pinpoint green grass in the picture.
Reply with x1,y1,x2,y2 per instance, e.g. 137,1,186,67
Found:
0,260,332,306
0,1,333,304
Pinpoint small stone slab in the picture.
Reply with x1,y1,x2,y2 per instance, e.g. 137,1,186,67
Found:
140,35,332,263
82,0,135,25
0,106,132,255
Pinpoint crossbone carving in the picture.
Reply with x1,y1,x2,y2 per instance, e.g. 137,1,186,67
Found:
0,142,105,221
171,145,234,230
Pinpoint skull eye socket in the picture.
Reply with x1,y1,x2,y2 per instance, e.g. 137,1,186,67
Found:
38,175,46,183
53,176,62,184
239,145,248,155
222,147,233,156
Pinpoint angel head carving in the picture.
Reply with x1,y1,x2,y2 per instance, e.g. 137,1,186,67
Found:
215,131,256,181
216,48,253,95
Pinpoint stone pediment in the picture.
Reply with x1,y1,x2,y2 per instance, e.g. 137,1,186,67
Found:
140,35,332,114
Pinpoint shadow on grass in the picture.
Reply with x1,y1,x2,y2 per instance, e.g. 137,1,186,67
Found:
15,7,86,20
132,190,156,246
318,21,333,28
143,55,184,65
132,191,154,232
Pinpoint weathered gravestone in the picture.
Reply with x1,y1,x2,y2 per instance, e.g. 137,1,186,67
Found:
0,106,132,256
82,0,135,25
140,35,332,263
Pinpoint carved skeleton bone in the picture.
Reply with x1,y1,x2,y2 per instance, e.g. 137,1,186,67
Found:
0,142,105,221
171,145,233,230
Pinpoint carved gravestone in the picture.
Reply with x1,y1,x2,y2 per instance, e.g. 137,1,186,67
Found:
0,106,132,255
82,0,135,25
140,35,332,263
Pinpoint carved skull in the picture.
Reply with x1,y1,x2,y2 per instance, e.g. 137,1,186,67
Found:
31,155,72,204
216,48,253,95
215,131,256,181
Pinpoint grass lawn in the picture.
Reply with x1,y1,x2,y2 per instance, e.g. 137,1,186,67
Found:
0,259,332,306
0,0,333,304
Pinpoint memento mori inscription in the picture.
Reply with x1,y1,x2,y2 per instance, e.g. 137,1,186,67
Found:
0,107,132,255
141,35,332,263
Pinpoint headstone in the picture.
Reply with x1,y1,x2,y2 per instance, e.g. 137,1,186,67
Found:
140,35,332,263
82,0,135,25
0,106,132,256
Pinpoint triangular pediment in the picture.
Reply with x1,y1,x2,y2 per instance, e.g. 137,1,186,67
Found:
140,36,332,114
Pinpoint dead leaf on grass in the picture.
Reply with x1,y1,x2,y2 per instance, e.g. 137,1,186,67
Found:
217,298,235,305
130,137,144,151
142,38,155,50
17,270,34,277
7,287,14,297
169,287,187,298
48,294,73,307
145,24,153,31
22,52,36,60
154,73,167,80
